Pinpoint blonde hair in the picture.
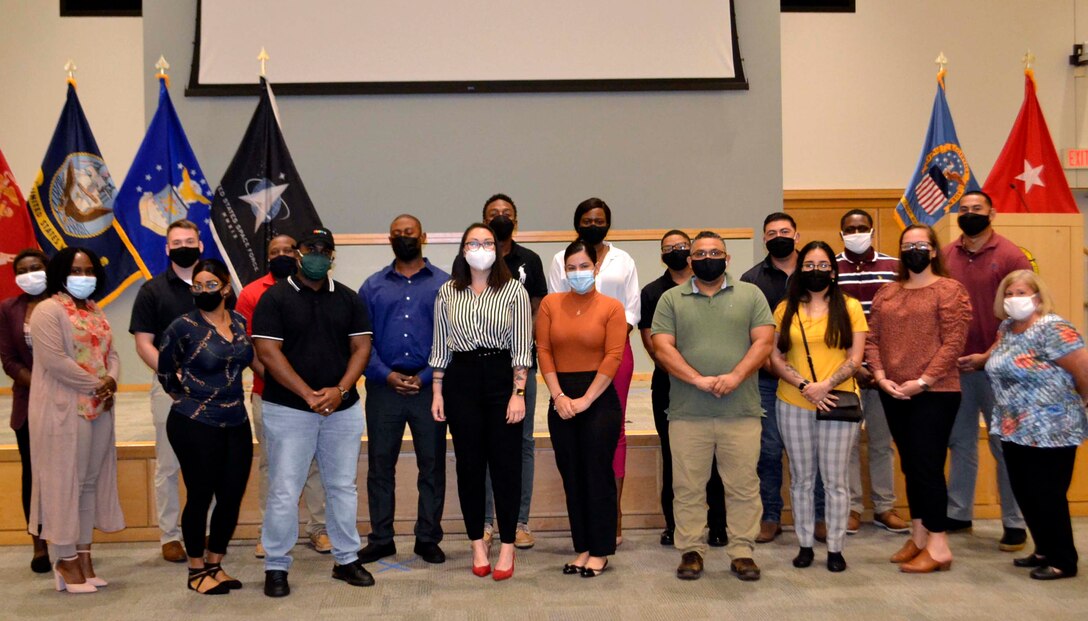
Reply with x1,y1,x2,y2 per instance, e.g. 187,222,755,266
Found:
994,269,1054,320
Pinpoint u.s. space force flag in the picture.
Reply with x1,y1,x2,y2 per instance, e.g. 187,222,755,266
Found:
26,81,144,305
894,70,980,228
115,75,224,279
210,77,321,287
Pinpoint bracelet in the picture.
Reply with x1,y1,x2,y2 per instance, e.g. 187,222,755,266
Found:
432,377,443,384
555,392,567,400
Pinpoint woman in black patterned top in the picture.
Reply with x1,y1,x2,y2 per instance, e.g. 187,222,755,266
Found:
157,259,254,595
430,223,533,581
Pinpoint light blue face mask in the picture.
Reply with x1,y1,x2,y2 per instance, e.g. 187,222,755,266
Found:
566,270,596,294
65,275,97,300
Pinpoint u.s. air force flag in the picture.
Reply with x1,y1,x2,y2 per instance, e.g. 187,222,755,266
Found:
26,81,144,305
211,77,322,286
895,70,980,228
115,75,223,279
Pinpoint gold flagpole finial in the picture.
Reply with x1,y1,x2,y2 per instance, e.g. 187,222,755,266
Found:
935,52,948,87
257,47,270,78
64,59,77,86
155,55,170,86
1022,50,1036,69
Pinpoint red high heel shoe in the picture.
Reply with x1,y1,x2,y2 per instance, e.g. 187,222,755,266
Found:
493,553,516,581
472,563,492,577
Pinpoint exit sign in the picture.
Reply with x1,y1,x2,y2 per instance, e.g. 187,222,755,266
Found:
1063,148,1088,168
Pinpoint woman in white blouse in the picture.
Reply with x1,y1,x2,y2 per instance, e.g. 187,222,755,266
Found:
546,198,640,544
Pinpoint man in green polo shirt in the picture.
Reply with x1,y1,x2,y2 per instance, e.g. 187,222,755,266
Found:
652,231,775,582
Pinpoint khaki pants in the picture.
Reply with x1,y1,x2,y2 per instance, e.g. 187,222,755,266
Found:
670,416,762,559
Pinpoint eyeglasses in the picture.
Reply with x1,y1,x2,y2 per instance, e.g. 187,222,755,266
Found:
801,262,833,271
691,249,726,259
900,242,933,252
190,281,223,293
463,240,496,251
661,243,690,253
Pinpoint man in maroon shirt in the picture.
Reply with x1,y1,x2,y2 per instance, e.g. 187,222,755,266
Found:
941,191,1030,551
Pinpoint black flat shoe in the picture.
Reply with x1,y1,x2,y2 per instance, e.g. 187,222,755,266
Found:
1030,566,1076,580
581,559,608,578
562,564,585,575
827,552,847,573
357,541,397,564
792,547,814,568
332,560,376,587
999,527,1028,552
205,562,242,589
945,518,973,533
31,552,51,574
413,541,446,564
1013,554,1046,568
263,570,290,597
660,529,674,546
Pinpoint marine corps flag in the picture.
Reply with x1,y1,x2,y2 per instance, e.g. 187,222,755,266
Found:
26,82,144,305
210,77,321,286
0,147,40,300
982,69,1079,214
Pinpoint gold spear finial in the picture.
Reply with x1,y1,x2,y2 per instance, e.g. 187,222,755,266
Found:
64,59,77,86
258,47,270,78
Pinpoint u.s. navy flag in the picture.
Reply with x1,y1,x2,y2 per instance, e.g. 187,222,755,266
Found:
115,76,223,279
211,78,321,286
0,147,40,300
26,82,144,305
895,70,980,228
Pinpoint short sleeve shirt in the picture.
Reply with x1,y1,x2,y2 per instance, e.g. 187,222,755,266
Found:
129,269,195,347
774,297,868,410
505,242,548,300
986,314,1088,447
251,276,373,412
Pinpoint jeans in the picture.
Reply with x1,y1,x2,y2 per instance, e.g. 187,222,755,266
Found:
757,377,824,522
261,400,364,571
484,371,536,527
252,393,326,536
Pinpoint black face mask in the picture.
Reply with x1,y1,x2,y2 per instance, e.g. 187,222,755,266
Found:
268,255,297,279
577,224,609,246
193,291,224,312
691,258,727,282
800,269,833,292
902,249,932,274
766,236,795,259
169,246,200,268
662,249,690,271
957,212,990,237
489,216,515,241
391,236,422,262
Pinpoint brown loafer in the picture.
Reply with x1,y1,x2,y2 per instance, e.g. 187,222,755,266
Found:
889,539,923,564
874,509,911,533
162,541,186,563
676,551,704,580
900,549,952,573
755,521,782,544
730,558,761,581
814,521,828,544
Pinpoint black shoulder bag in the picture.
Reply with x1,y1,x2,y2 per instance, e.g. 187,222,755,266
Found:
797,317,862,423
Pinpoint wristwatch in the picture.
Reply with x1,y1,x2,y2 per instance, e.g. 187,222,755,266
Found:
513,387,526,397
916,379,931,391
798,380,811,391
337,385,349,400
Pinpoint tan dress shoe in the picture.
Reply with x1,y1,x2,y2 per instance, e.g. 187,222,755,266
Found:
900,549,952,573
309,531,332,554
846,511,862,534
814,521,828,543
161,541,186,563
755,521,782,544
889,539,923,563
874,510,911,533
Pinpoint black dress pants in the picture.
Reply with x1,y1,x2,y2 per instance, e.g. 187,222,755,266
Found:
15,422,31,523
1003,441,1079,574
881,391,959,533
444,350,522,545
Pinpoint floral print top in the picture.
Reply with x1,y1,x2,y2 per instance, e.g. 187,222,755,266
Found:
986,314,1087,447
57,293,112,420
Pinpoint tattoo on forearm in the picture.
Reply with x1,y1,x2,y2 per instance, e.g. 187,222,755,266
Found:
826,360,857,387
783,361,806,384
513,367,527,384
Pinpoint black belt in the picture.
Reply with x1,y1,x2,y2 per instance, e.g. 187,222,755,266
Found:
451,348,510,359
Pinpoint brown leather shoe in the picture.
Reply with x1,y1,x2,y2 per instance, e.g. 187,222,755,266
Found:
899,549,952,573
846,511,862,535
814,521,828,543
889,539,923,564
676,551,704,580
162,541,186,563
730,558,761,581
874,509,911,533
755,521,782,544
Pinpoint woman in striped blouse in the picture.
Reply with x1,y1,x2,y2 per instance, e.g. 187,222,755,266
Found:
430,223,533,582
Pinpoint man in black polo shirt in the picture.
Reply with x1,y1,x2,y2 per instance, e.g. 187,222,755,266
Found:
480,193,547,549
252,227,374,597
130,219,219,562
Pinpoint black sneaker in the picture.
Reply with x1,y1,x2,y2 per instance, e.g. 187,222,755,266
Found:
660,529,674,546
263,570,290,598
357,541,397,564
946,518,973,533
414,541,446,564
999,527,1027,552
332,560,375,587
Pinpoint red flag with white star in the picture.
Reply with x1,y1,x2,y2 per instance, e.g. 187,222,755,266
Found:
982,70,1079,213
0,147,41,299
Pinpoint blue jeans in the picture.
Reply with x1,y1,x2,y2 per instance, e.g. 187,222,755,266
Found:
261,401,364,571
757,377,824,522
484,372,536,526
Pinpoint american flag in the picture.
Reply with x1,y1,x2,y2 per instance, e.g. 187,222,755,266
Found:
914,165,949,214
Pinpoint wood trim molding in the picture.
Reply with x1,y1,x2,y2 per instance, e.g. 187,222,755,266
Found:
334,228,752,246
784,189,901,209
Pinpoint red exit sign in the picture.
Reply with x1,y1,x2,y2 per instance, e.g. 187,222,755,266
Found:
1063,148,1088,168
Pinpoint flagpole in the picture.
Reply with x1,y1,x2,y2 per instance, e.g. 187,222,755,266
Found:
1023,50,1036,85
64,59,77,88
155,54,170,87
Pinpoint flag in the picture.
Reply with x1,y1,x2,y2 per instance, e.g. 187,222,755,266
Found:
982,70,1079,213
210,78,321,286
25,82,143,305
895,71,980,228
0,147,40,299
115,76,223,279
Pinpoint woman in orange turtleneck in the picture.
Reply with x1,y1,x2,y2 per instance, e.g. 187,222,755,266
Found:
537,240,627,578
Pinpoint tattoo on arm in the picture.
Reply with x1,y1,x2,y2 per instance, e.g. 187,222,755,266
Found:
782,361,806,385
513,367,528,388
826,360,857,387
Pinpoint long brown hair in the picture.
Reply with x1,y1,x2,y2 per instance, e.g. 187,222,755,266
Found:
449,223,512,291
777,241,853,353
897,224,948,281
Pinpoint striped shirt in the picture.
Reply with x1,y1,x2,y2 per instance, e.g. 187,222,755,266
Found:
429,278,533,370
835,250,898,315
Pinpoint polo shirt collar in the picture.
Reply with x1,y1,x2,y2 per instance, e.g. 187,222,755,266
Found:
954,229,999,254
761,252,795,274
841,247,876,264
287,275,334,292
685,274,733,295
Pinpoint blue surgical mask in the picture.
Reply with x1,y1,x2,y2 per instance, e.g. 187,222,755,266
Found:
567,270,596,294
65,275,97,300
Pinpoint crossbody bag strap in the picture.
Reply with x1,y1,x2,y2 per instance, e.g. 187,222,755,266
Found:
797,312,858,393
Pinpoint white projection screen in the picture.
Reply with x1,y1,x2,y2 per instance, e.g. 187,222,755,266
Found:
187,0,747,95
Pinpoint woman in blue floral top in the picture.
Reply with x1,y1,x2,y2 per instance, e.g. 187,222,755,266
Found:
984,270,1088,581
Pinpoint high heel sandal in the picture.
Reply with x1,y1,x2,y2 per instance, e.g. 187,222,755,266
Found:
188,568,231,595
580,559,609,578
205,562,242,590
76,550,107,587
53,558,97,594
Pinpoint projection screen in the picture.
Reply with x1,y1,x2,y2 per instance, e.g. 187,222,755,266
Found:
186,0,747,95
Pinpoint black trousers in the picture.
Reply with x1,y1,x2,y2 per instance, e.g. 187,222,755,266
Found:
444,350,523,544
15,422,31,524
652,369,726,533
166,410,253,558
881,391,959,533
365,380,447,545
1003,441,1079,574
549,371,622,557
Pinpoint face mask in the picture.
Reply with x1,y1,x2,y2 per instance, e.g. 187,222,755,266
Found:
65,275,96,300
268,255,297,279
691,258,727,282
299,253,333,280
1003,296,1037,321
193,291,224,312
577,225,609,246
566,270,596,294
15,271,46,296
957,212,990,237
391,236,422,262
464,248,496,271
841,232,872,255
901,249,932,274
662,249,690,271
766,236,795,259
800,269,833,292
169,246,200,268
489,216,515,241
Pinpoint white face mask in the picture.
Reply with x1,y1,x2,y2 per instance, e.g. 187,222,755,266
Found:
841,232,872,255
65,275,97,300
15,271,47,296
1003,295,1037,321
464,248,496,271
